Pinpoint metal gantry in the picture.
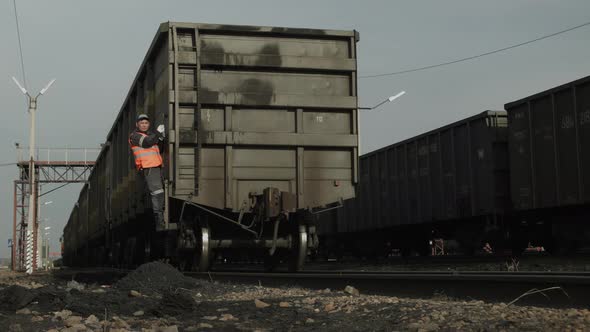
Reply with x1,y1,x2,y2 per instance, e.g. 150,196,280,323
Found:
12,147,98,272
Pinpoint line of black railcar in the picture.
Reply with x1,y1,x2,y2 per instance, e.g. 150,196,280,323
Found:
319,75,590,257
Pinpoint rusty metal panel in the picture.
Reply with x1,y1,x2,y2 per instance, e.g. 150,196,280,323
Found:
506,75,590,210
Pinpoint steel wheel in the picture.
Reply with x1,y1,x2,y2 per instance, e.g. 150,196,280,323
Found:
288,225,308,272
143,233,152,263
196,226,211,272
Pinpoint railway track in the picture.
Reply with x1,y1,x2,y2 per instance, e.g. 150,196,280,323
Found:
51,265,590,308
185,270,590,308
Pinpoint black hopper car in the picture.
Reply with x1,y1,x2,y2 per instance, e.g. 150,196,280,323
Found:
319,75,590,257
63,22,360,271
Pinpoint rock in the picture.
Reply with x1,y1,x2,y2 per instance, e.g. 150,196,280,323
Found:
54,309,73,321
91,288,106,293
0,285,35,311
133,310,145,316
302,298,316,305
198,323,214,329
158,326,179,332
71,324,88,331
46,330,59,332
324,303,336,312
203,316,217,320
112,317,130,329
305,318,315,324
16,308,31,315
314,308,320,313
8,324,22,332
129,290,142,297
66,280,85,292
216,308,229,312
65,315,83,327
279,302,291,308
30,316,44,322
255,299,271,308
322,288,331,293
344,285,360,296
219,313,238,321
85,314,99,325
30,282,44,289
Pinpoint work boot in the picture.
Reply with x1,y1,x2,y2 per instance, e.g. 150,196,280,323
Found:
155,212,166,232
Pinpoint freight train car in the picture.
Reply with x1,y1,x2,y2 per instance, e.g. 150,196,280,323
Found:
319,111,510,256
506,75,590,253
63,22,360,271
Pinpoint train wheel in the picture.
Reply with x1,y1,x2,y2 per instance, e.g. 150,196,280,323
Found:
143,233,152,263
288,225,308,272
195,226,211,272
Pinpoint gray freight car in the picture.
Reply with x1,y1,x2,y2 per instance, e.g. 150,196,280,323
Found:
319,111,509,256
506,75,590,253
63,22,359,271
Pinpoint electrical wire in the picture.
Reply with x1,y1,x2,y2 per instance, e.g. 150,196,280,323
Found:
360,20,590,79
0,162,17,167
39,183,70,197
13,0,28,89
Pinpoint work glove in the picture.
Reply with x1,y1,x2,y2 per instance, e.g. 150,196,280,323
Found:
156,124,165,141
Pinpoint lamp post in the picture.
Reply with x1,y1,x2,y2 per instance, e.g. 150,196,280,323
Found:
12,77,56,274
37,201,52,269
43,230,50,270
357,91,406,155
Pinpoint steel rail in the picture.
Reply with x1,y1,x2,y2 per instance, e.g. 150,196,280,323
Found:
185,270,590,308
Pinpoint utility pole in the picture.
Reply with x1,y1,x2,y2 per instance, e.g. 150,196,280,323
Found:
12,77,55,274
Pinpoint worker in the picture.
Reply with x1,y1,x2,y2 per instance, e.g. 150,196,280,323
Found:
129,114,166,231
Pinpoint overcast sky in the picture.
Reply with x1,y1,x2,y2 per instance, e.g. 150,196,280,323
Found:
1,0,589,260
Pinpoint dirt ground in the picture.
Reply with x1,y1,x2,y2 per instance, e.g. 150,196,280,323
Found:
1,263,589,332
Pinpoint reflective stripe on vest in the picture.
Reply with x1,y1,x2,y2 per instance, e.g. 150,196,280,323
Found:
129,132,163,170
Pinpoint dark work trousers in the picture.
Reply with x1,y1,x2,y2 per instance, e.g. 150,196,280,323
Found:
142,167,165,227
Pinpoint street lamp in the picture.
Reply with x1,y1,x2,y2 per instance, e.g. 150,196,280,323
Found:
357,91,406,154
358,91,406,110
12,77,56,274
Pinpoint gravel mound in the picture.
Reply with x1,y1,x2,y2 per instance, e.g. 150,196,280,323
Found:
153,291,197,316
115,261,200,295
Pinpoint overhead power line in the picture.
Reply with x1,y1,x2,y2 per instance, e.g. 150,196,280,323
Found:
360,20,590,79
13,0,27,89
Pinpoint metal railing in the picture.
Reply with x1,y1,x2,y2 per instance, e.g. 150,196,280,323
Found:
16,147,101,165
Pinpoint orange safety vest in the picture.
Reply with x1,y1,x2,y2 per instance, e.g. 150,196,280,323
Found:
129,132,163,170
